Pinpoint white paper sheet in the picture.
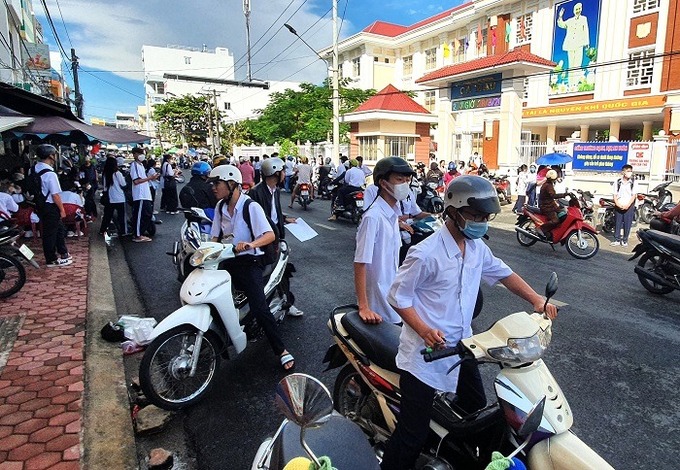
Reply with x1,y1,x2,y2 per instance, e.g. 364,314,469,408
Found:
285,218,319,242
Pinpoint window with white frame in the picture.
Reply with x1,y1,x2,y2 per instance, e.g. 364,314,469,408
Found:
626,49,655,88
424,91,436,111
403,55,413,76
358,136,378,161
471,132,484,155
453,37,466,64
425,47,437,70
385,136,415,160
352,57,361,78
515,13,533,44
631,0,660,14
453,134,462,161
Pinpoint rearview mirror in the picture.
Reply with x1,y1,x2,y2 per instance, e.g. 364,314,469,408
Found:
545,272,558,301
275,373,333,429
517,396,546,438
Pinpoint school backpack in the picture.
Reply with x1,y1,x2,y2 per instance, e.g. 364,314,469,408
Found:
26,165,54,215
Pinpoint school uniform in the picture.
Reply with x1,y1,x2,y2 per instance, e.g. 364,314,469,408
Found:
130,161,153,238
35,161,69,264
161,161,178,212
99,171,128,236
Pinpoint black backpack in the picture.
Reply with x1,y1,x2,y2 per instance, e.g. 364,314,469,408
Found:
26,165,54,215
217,198,280,265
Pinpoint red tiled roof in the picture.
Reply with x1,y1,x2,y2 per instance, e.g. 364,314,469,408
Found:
362,3,472,37
416,49,555,84
353,84,431,114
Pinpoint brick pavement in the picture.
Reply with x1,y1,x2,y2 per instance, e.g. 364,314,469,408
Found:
0,236,88,470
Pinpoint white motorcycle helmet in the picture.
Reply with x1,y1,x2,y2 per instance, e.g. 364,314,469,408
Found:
208,164,242,185
444,175,501,215
261,158,285,177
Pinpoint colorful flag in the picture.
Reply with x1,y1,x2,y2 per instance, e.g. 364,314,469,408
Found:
505,22,511,43
443,43,450,58
519,17,526,40
477,23,483,50
453,38,460,56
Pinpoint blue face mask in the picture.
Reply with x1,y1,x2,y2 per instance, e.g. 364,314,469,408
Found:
456,212,489,239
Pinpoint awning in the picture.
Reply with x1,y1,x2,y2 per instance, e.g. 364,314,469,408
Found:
0,115,33,132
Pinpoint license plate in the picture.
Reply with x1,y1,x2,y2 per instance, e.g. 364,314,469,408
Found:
597,208,606,214
301,190,309,196
18,244,34,260
355,200,364,207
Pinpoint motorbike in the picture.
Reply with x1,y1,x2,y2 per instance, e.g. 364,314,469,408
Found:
316,176,333,200
329,183,364,224
252,374,381,470
649,203,679,235
168,207,215,282
0,218,39,298
294,183,312,210
139,234,293,410
515,193,599,259
241,182,252,194
415,181,444,214
399,215,442,265
324,274,613,470
629,228,680,295
490,174,512,205
575,189,595,225
597,198,638,233
638,181,673,224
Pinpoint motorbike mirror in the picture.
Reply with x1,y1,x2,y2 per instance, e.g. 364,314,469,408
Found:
275,374,333,429
545,272,558,301
517,396,546,438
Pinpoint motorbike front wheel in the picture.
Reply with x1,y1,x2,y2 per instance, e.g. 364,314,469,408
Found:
333,364,386,436
639,203,654,224
0,254,27,299
565,230,599,259
139,326,222,410
601,210,615,233
516,219,538,247
636,252,675,295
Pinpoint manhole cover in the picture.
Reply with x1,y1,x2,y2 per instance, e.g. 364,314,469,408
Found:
0,314,25,374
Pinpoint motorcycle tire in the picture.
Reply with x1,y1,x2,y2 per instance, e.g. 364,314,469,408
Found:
565,230,599,259
639,203,654,224
301,199,308,211
602,211,615,234
516,220,538,247
636,252,675,295
139,326,222,411
352,209,362,225
333,364,386,433
0,254,27,299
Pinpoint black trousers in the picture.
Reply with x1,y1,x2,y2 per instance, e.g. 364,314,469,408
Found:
163,178,179,212
41,203,68,263
132,200,153,237
381,361,486,470
337,185,361,208
221,255,285,356
99,202,127,235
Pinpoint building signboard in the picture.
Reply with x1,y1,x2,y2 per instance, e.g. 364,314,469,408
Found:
22,43,50,70
549,0,601,96
452,96,501,112
522,96,666,118
572,142,628,171
450,73,502,101
627,142,652,172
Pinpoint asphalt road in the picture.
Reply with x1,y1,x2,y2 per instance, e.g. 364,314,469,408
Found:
114,186,680,470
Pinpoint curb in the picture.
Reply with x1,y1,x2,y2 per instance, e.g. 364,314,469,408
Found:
82,235,137,469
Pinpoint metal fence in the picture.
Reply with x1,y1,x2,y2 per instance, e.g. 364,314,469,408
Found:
518,142,547,166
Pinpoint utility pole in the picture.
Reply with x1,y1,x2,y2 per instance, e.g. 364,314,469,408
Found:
212,89,221,153
332,0,340,164
243,0,252,82
205,97,215,154
70,48,84,119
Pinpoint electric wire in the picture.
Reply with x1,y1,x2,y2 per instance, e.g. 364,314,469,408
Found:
53,0,74,49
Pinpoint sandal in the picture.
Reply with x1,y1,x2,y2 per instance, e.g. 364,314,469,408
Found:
280,352,295,371
288,205,293,209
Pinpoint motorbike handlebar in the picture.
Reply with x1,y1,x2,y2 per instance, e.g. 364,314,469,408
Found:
421,343,464,362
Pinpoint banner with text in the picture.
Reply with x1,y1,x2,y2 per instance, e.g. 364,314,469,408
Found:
572,142,628,171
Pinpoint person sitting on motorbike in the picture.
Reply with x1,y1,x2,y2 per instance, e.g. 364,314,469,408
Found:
208,165,296,370
443,161,460,186
537,169,568,239
329,159,365,221
425,161,443,186
652,203,680,232
380,175,559,470
289,156,314,207
179,161,218,210
354,156,416,324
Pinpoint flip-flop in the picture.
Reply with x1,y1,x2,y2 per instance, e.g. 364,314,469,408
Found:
280,353,295,371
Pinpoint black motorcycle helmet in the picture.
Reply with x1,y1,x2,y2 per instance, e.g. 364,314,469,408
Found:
373,156,416,186
36,144,58,160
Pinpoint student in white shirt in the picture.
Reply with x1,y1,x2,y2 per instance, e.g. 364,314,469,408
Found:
380,176,559,470
99,156,128,236
611,164,638,247
353,157,415,324
329,159,366,221
208,165,295,370
289,156,314,207
161,154,179,214
130,147,158,242
0,186,19,218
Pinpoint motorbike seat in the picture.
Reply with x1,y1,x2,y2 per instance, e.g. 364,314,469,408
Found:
525,205,542,214
647,230,680,253
340,310,400,373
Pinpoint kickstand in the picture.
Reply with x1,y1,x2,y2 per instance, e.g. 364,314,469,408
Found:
549,243,556,251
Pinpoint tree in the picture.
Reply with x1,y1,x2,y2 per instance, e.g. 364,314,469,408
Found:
153,95,214,147
221,121,253,152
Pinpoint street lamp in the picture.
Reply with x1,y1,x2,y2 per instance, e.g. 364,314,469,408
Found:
283,0,340,164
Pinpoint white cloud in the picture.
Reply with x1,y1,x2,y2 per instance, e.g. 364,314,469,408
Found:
39,0,345,83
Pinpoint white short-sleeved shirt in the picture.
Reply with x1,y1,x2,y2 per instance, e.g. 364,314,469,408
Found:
295,164,313,184
148,168,160,191
388,227,513,391
354,197,401,323
60,191,83,206
285,161,295,177
363,184,421,218
344,167,366,187
210,194,272,257
335,163,346,178
34,161,61,203
0,192,18,215
612,177,638,203
130,161,151,201
104,172,127,204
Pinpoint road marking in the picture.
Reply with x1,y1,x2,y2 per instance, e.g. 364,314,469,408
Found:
495,284,569,306
315,223,338,231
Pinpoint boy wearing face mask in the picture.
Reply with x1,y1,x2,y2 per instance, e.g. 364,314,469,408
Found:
130,147,159,242
380,175,559,470
611,164,638,247
354,157,415,324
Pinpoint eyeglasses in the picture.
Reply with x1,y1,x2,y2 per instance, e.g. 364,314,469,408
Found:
459,209,495,222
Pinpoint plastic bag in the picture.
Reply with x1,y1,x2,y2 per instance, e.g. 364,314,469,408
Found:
118,315,157,345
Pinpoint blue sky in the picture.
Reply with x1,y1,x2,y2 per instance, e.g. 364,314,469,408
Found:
35,0,465,122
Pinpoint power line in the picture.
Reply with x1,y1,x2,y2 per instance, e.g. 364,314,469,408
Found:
53,0,74,49
38,0,69,60
80,69,145,99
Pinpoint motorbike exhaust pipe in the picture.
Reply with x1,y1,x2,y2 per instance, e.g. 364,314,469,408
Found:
515,226,544,242
634,266,679,289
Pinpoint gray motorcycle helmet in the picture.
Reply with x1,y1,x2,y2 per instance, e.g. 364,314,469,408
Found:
444,175,501,215
261,158,285,177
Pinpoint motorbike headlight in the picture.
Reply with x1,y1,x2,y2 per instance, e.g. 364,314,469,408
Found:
487,326,552,364
189,247,220,267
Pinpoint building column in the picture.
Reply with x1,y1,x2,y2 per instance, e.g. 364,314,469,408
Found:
546,124,557,152
579,124,590,142
497,74,523,168
609,119,620,141
642,121,654,141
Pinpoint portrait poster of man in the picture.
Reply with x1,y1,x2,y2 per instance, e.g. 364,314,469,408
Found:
550,0,601,96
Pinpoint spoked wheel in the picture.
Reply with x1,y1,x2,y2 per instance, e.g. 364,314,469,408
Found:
0,254,27,299
636,253,674,295
601,211,615,233
139,326,222,410
639,203,654,224
333,364,386,436
565,230,599,259
516,219,538,247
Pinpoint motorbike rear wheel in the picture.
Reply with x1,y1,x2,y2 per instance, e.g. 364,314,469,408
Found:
0,254,26,299
139,326,222,410
601,210,615,233
333,364,386,436
636,252,675,295
639,203,654,224
565,230,599,259
516,220,538,247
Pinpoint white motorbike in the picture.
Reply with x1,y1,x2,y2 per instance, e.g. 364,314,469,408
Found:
324,273,614,469
168,207,214,282
140,231,292,410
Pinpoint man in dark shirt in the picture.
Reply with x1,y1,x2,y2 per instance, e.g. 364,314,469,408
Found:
538,169,567,238
179,162,217,209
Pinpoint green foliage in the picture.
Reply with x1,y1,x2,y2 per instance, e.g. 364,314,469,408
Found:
153,95,215,147
221,121,253,152
279,139,299,158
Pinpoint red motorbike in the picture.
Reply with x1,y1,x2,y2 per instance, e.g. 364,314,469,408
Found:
514,193,600,259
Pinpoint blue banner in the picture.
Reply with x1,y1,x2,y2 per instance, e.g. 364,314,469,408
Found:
572,142,629,171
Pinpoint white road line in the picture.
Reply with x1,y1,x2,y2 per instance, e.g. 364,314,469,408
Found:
315,223,338,231
495,284,569,306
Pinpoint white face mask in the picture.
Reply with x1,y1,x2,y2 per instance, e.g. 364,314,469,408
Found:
137,154,146,161
387,181,411,201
